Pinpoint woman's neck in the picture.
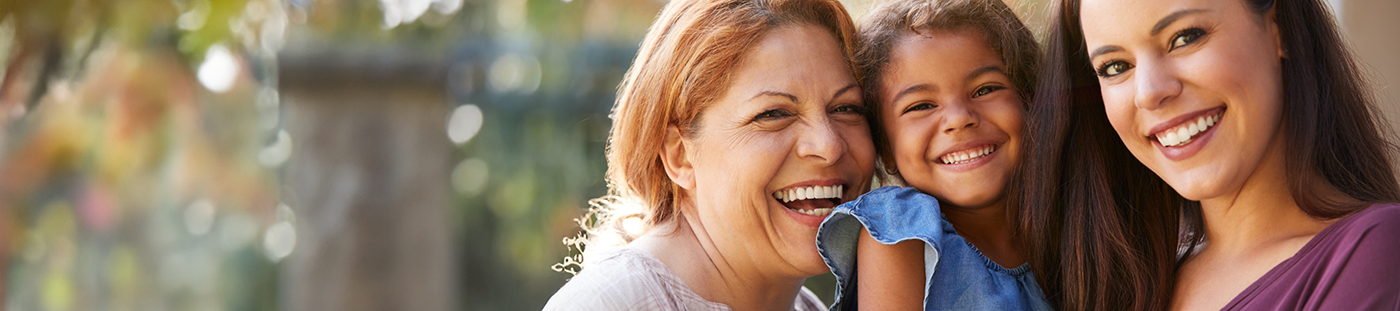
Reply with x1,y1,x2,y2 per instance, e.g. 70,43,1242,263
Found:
1196,136,1332,257
632,213,805,311
942,197,1023,268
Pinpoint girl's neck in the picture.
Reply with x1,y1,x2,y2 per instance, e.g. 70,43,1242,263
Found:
632,212,805,311
942,197,1024,268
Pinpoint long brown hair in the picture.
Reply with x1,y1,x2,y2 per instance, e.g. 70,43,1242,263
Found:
1016,0,1400,309
564,0,858,267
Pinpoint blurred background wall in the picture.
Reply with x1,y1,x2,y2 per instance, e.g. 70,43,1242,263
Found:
1,0,1395,310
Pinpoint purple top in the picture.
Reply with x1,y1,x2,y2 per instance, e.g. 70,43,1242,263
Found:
1224,203,1400,310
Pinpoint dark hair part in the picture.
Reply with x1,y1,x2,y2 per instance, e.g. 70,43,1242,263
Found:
1018,0,1400,309
853,0,1040,181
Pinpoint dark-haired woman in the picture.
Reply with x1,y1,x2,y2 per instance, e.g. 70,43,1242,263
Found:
1019,0,1400,310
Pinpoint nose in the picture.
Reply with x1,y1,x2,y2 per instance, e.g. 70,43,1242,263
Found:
1133,58,1182,111
941,102,979,134
795,118,848,165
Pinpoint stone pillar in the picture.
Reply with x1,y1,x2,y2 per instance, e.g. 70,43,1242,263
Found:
278,52,455,311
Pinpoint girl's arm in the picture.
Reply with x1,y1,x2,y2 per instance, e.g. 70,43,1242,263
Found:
855,227,925,310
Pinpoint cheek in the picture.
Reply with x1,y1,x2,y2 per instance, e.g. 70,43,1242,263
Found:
695,135,782,196
887,119,933,165
1100,87,1139,141
987,98,1026,137
841,124,876,168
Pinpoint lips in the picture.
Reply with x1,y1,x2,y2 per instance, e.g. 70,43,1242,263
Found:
772,184,843,217
1150,108,1224,148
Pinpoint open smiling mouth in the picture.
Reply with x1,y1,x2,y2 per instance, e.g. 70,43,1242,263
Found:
939,144,997,165
1153,109,1223,147
772,185,843,217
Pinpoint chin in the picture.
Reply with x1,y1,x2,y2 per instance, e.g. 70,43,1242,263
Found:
936,187,1002,208
792,254,831,275
1166,181,1220,202
780,231,828,274
1157,167,1232,202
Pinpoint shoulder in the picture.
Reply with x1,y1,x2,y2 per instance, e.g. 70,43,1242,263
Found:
544,248,723,310
1330,203,1400,246
1284,203,1400,309
838,186,947,239
794,286,830,311
1310,203,1400,279
849,186,941,209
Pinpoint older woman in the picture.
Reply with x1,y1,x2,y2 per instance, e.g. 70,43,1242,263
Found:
543,0,874,309
1018,0,1400,309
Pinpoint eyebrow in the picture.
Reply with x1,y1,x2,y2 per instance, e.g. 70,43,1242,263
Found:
1152,9,1208,35
750,91,797,102
830,83,859,101
1088,9,1209,60
890,84,935,105
965,66,1006,82
1089,46,1123,60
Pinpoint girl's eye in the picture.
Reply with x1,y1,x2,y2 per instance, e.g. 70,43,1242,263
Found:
973,85,1007,98
752,109,793,122
1097,60,1133,78
1170,28,1206,51
902,102,937,114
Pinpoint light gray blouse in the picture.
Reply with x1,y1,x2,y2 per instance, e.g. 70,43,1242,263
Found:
544,247,828,311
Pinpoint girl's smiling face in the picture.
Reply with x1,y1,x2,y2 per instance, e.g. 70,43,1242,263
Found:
879,29,1024,209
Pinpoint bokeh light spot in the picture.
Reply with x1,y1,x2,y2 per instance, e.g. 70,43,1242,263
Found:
184,199,217,236
451,158,489,196
263,221,297,262
447,104,484,144
487,53,541,94
197,44,239,93
259,129,294,167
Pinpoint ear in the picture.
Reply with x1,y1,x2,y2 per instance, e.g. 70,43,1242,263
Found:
1267,6,1286,59
660,125,696,191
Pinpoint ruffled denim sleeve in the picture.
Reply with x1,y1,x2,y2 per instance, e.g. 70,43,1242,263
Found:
816,186,951,310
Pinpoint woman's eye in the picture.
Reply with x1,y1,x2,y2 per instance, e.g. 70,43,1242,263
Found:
832,104,870,116
902,102,936,114
1170,28,1206,51
1097,60,1133,78
973,85,1007,98
752,109,793,121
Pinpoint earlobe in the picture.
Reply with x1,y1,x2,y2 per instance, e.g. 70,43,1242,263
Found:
660,125,696,190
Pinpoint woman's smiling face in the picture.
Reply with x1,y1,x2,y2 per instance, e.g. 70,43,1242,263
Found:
675,23,875,276
879,29,1024,209
1081,0,1285,200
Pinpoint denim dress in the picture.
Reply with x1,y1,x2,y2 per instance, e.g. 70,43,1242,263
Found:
816,186,1053,311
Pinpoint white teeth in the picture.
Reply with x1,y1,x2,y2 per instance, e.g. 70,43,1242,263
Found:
793,207,835,217
773,185,844,203
1157,111,1222,147
939,145,997,165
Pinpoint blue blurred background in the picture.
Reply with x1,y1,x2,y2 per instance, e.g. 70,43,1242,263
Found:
1,0,1395,310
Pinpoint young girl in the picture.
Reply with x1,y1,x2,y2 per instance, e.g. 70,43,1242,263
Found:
814,0,1049,309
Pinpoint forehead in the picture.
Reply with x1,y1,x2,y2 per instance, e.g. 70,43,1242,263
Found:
883,29,1003,87
1080,0,1236,43
722,24,854,98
